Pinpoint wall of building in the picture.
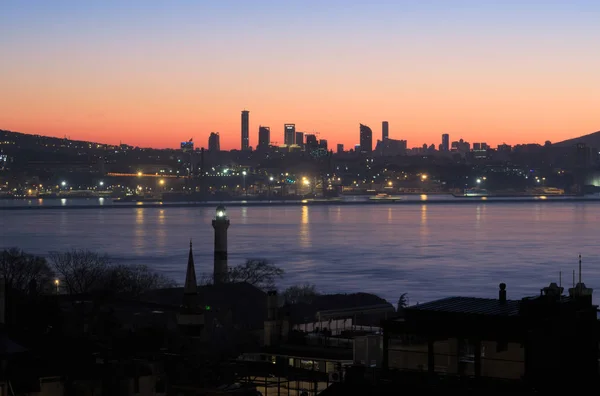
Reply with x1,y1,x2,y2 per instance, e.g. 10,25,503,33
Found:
32,378,65,396
387,337,524,379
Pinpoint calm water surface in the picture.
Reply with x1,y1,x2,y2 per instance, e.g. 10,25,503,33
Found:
2,202,600,305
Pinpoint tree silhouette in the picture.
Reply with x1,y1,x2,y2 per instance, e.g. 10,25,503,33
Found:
282,284,320,304
397,293,409,312
0,248,54,293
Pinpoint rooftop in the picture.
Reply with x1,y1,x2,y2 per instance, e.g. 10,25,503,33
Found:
407,296,521,317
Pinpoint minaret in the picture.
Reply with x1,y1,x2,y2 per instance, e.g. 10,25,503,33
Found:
212,205,230,284
184,239,198,296
178,240,204,336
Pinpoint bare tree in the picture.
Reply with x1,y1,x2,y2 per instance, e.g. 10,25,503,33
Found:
197,272,214,286
0,248,54,293
104,264,176,296
49,250,111,294
397,293,409,312
282,283,320,305
227,259,284,290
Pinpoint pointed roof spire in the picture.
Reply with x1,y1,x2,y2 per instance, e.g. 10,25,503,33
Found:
184,239,198,295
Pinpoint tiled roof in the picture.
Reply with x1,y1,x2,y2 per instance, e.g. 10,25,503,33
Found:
407,297,520,317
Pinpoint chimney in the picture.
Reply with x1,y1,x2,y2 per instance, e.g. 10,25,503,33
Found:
499,283,507,303
542,282,563,301
266,290,278,320
264,290,279,347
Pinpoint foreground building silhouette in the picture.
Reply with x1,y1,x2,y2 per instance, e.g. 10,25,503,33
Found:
1,210,599,394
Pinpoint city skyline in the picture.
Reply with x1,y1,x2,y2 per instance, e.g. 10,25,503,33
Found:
1,1,599,150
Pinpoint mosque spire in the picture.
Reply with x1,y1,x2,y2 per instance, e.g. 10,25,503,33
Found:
184,239,198,295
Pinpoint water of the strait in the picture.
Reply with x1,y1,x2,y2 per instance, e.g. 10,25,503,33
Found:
2,201,599,305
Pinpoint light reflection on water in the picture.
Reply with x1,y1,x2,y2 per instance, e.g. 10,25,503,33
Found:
157,209,166,250
134,208,145,255
1,203,600,305
299,205,310,248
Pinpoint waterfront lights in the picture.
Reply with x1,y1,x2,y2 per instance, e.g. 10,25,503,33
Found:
137,171,142,177
99,181,104,186
61,181,67,187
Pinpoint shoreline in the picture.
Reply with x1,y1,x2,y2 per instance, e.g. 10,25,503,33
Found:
1,197,599,210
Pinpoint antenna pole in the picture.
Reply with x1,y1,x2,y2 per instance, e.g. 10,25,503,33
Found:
559,271,562,289
579,254,582,285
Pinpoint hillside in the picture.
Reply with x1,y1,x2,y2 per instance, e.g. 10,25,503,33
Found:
554,131,600,147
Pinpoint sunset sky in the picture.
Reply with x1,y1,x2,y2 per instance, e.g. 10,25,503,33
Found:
1,1,599,150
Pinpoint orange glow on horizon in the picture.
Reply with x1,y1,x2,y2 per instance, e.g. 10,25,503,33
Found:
1,3,598,150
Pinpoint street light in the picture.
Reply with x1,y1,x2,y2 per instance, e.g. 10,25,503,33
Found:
61,181,67,187
242,171,247,197
159,179,165,186
99,181,104,187
268,176,274,198
137,171,142,177
54,279,59,294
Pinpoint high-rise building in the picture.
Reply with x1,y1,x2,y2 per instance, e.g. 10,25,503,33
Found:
305,134,318,150
337,144,344,154
208,132,220,152
258,126,270,150
360,124,373,153
382,121,389,141
284,124,295,146
441,134,449,152
181,140,194,152
375,138,407,156
319,139,328,150
241,110,250,150
295,132,304,147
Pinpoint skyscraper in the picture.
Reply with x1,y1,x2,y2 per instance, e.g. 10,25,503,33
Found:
382,121,389,141
284,124,295,146
360,124,373,153
295,132,304,147
258,126,270,150
208,132,220,152
337,144,344,154
180,139,194,152
305,134,318,150
441,134,449,152
241,110,249,150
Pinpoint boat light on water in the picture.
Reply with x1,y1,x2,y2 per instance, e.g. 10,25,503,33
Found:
369,193,403,202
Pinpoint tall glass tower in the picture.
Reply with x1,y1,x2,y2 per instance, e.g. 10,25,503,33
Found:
241,110,250,150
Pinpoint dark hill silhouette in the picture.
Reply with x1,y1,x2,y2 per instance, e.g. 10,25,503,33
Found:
554,131,600,147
